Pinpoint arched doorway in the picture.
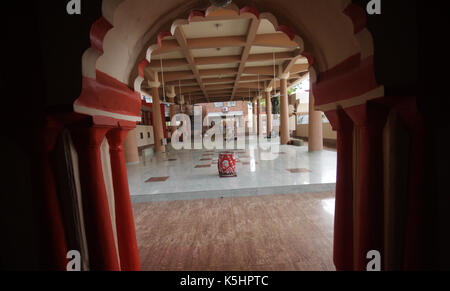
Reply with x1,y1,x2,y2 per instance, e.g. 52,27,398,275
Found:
39,0,425,271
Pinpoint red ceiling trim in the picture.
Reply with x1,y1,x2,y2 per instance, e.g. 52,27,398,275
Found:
75,71,141,117
90,17,113,53
277,24,296,41
138,60,150,78
240,6,260,19
313,56,378,106
158,31,173,47
188,10,206,23
343,3,367,34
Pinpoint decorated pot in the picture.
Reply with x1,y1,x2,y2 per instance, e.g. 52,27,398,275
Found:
218,152,237,177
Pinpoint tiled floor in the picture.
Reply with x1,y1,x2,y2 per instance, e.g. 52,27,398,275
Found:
133,192,336,271
127,136,337,202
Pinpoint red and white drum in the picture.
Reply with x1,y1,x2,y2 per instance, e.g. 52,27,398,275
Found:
218,152,237,177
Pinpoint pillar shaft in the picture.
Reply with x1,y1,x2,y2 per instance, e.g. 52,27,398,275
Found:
257,98,262,136
169,98,177,135
327,109,355,271
280,78,290,144
40,121,68,270
71,125,120,271
309,91,324,151
106,127,141,271
265,91,273,137
252,101,257,135
346,103,389,271
123,129,139,164
151,86,166,153
381,97,426,270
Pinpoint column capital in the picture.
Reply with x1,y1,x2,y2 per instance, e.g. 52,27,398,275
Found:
106,128,130,150
178,95,185,105
148,81,161,88
265,87,273,93
166,92,176,98
345,102,389,129
280,72,290,80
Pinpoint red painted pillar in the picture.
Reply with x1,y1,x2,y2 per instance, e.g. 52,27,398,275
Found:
39,119,68,270
106,123,141,271
345,102,389,271
326,109,355,271
383,97,426,270
71,118,120,271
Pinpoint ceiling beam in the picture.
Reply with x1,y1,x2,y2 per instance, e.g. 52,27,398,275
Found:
169,86,202,94
289,63,309,74
199,68,238,77
205,84,234,90
174,26,210,102
147,58,189,69
151,52,297,68
208,91,233,95
150,39,179,55
158,71,195,82
231,17,260,101
188,36,246,49
165,79,198,87
195,55,242,66
237,82,266,90
202,77,236,84
152,33,300,57
243,66,277,76
247,52,295,63
253,34,299,48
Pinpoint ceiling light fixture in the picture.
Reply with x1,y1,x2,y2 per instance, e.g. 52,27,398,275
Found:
272,51,280,98
159,58,174,105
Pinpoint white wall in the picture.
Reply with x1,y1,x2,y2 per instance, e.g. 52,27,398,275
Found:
135,125,154,147
296,123,337,140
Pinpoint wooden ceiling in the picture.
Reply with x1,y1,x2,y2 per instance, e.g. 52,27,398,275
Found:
141,13,309,104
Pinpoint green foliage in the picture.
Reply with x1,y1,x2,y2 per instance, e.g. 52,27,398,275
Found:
288,87,297,95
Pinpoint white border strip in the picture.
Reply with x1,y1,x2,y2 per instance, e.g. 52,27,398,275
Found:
74,104,141,122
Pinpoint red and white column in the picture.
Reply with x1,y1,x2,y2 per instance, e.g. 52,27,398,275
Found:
70,117,120,271
106,122,141,271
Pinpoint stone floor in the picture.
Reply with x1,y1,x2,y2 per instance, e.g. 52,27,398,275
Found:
133,191,336,271
127,136,337,203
